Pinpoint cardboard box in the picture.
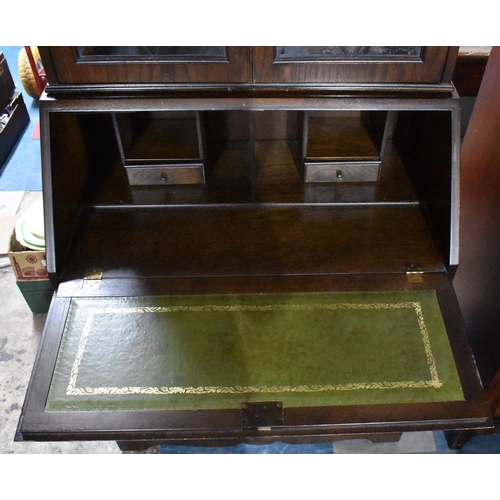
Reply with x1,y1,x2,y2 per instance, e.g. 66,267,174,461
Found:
8,231,53,314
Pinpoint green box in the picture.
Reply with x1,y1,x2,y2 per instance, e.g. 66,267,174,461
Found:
15,279,53,314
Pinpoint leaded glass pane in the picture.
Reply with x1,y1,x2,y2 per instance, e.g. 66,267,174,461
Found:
276,46,422,59
78,47,226,59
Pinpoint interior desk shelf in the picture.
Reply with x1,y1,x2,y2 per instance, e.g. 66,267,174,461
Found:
43,102,458,280
47,108,448,203
61,204,445,282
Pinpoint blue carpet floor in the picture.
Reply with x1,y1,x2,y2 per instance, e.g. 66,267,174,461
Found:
159,431,500,454
1,45,499,455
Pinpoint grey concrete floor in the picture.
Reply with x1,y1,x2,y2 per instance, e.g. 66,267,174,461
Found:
0,191,120,454
0,267,120,453
0,267,120,454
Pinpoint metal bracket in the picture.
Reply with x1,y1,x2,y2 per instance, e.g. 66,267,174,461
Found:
82,268,103,290
406,263,425,283
241,401,284,430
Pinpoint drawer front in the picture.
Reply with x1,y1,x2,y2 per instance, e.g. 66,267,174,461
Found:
125,164,205,185
304,161,381,183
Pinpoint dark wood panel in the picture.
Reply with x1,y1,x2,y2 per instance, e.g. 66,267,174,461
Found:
53,270,466,297
253,47,457,88
20,401,490,443
60,205,445,280
57,117,418,207
115,112,201,161
453,47,500,389
306,113,380,159
39,47,251,85
453,47,490,96
43,111,121,275
394,109,459,270
43,112,100,274
39,46,458,95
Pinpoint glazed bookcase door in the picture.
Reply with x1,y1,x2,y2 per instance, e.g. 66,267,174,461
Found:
39,46,251,85
253,46,457,89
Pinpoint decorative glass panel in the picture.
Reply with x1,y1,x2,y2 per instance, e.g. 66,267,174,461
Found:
78,46,226,59
276,46,422,60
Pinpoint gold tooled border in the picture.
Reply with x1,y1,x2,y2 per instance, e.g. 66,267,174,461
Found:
66,301,442,396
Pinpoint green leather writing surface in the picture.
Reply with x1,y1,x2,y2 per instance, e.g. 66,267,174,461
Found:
46,291,464,411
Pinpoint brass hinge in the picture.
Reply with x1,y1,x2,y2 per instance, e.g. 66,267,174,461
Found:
406,263,425,283
82,268,103,290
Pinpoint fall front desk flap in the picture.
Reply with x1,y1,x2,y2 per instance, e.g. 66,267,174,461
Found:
46,290,464,412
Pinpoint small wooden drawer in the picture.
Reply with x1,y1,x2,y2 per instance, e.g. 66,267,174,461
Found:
125,163,205,185
113,110,207,186
301,111,391,184
304,161,381,183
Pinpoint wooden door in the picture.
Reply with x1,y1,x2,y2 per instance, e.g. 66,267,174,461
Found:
253,46,457,91
39,46,251,86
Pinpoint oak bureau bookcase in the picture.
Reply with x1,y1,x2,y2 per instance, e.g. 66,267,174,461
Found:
16,46,492,451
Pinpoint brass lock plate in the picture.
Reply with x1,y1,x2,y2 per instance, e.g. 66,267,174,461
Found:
241,401,284,429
